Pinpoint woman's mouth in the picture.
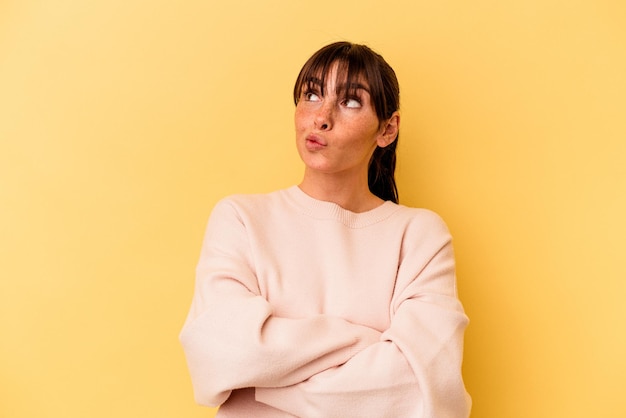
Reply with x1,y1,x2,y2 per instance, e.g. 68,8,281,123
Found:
305,134,326,151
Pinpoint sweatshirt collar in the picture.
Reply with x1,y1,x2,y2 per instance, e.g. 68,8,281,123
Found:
284,186,400,228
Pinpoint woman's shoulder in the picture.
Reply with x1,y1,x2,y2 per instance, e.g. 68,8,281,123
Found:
394,203,446,223
210,187,293,217
393,204,452,238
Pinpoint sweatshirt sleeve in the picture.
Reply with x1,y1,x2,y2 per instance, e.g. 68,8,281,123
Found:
254,211,471,418
179,198,381,407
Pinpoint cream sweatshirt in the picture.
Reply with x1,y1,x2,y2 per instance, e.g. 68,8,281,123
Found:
180,186,471,417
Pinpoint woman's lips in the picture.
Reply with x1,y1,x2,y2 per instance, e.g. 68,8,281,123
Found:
305,134,326,151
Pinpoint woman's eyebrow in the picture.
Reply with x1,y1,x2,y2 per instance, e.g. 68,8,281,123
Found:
305,77,323,88
304,78,370,94
338,82,370,94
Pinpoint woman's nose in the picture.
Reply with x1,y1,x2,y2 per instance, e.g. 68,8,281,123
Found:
314,102,333,131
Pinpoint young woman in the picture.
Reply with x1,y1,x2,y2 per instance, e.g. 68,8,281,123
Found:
180,42,471,417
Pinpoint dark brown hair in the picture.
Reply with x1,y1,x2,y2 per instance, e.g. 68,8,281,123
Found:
293,41,400,203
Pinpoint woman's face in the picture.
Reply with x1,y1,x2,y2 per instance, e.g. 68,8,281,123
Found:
294,63,385,178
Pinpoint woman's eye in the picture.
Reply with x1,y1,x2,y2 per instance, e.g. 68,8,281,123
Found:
343,98,361,108
305,92,321,102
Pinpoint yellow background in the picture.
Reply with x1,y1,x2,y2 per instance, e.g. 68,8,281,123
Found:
1,1,625,417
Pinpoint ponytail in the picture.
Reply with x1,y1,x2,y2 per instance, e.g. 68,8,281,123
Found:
369,139,398,204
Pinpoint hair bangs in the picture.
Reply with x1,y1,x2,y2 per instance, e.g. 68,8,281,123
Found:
294,45,367,104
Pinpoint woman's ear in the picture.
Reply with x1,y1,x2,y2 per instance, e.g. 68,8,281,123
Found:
377,111,400,148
